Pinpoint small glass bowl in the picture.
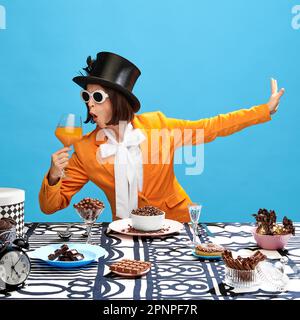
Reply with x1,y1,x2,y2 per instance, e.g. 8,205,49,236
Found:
256,260,289,292
75,208,104,224
224,266,260,288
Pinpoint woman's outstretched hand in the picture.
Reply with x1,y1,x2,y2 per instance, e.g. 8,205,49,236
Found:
267,78,285,115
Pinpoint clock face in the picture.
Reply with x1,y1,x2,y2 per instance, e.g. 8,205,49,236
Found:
0,250,31,286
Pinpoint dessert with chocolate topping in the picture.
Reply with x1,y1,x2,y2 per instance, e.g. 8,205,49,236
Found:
0,218,17,242
253,208,295,236
0,218,16,232
195,243,225,257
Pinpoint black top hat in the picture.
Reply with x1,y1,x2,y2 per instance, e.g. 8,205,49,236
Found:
73,52,141,112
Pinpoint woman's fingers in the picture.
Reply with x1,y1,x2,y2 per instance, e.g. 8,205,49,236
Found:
49,147,71,180
271,78,275,94
51,147,71,172
54,147,72,155
56,152,70,160
52,149,71,162
278,88,285,97
54,159,69,172
268,79,285,115
274,79,278,93
271,78,284,99
271,78,278,94
56,158,69,165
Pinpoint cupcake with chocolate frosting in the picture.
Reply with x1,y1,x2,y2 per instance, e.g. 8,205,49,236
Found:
0,218,17,242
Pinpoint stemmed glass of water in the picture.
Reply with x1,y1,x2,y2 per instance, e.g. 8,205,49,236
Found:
188,202,202,246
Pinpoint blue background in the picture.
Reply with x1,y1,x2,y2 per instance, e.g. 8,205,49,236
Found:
0,0,299,223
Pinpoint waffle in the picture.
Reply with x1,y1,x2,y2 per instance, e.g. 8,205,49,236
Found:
109,259,152,275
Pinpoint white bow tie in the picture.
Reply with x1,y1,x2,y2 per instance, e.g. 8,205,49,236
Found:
99,123,146,219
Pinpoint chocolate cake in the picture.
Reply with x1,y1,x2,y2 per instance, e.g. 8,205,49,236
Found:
0,217,16,242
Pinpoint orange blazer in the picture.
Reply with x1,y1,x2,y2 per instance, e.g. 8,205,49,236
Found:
39,104,271,222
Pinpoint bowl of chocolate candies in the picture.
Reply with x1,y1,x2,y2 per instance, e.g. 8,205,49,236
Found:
73,197,105,224
251,208,295,250
73,198,105,243
130,206,165,231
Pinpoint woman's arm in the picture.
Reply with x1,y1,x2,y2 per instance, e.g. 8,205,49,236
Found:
39,151,89,214
160,78,284,147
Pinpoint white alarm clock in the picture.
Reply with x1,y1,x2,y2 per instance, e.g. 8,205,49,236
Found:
0,238,31,292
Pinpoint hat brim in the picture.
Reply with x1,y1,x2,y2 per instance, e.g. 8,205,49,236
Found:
72,76,140,112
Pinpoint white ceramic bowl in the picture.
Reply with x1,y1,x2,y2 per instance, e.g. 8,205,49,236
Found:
130,211,165,231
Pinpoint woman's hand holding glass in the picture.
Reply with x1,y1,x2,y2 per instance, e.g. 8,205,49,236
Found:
48,114,82,185
48,147,72,185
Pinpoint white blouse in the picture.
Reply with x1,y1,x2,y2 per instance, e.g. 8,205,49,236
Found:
98,123,145,219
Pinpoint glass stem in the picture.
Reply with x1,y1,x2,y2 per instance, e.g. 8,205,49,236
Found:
193,223,198,244
86,224,93,244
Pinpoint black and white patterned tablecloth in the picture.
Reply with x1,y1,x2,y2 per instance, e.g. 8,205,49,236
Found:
0,222,299,300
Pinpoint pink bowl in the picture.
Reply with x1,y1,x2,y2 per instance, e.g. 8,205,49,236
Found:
251,227,292,250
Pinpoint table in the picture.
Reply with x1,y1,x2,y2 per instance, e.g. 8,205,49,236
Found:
1,222,299,300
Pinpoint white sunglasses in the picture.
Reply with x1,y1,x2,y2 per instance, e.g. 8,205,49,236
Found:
80,89,109,104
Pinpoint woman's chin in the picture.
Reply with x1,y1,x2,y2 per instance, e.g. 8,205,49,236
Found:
95,121,106,129
95,118,109,129
97,123,107,129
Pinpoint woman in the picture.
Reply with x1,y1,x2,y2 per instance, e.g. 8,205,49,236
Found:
39,52,284,222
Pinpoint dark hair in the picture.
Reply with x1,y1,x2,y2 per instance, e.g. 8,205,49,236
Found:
82,56,135,126
83,85,135,126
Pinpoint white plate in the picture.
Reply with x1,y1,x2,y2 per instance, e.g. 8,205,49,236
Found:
108,218,183,237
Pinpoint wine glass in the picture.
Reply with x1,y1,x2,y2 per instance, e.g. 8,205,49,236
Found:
75,207,105,245
188,202,202,246
54,113,82,179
